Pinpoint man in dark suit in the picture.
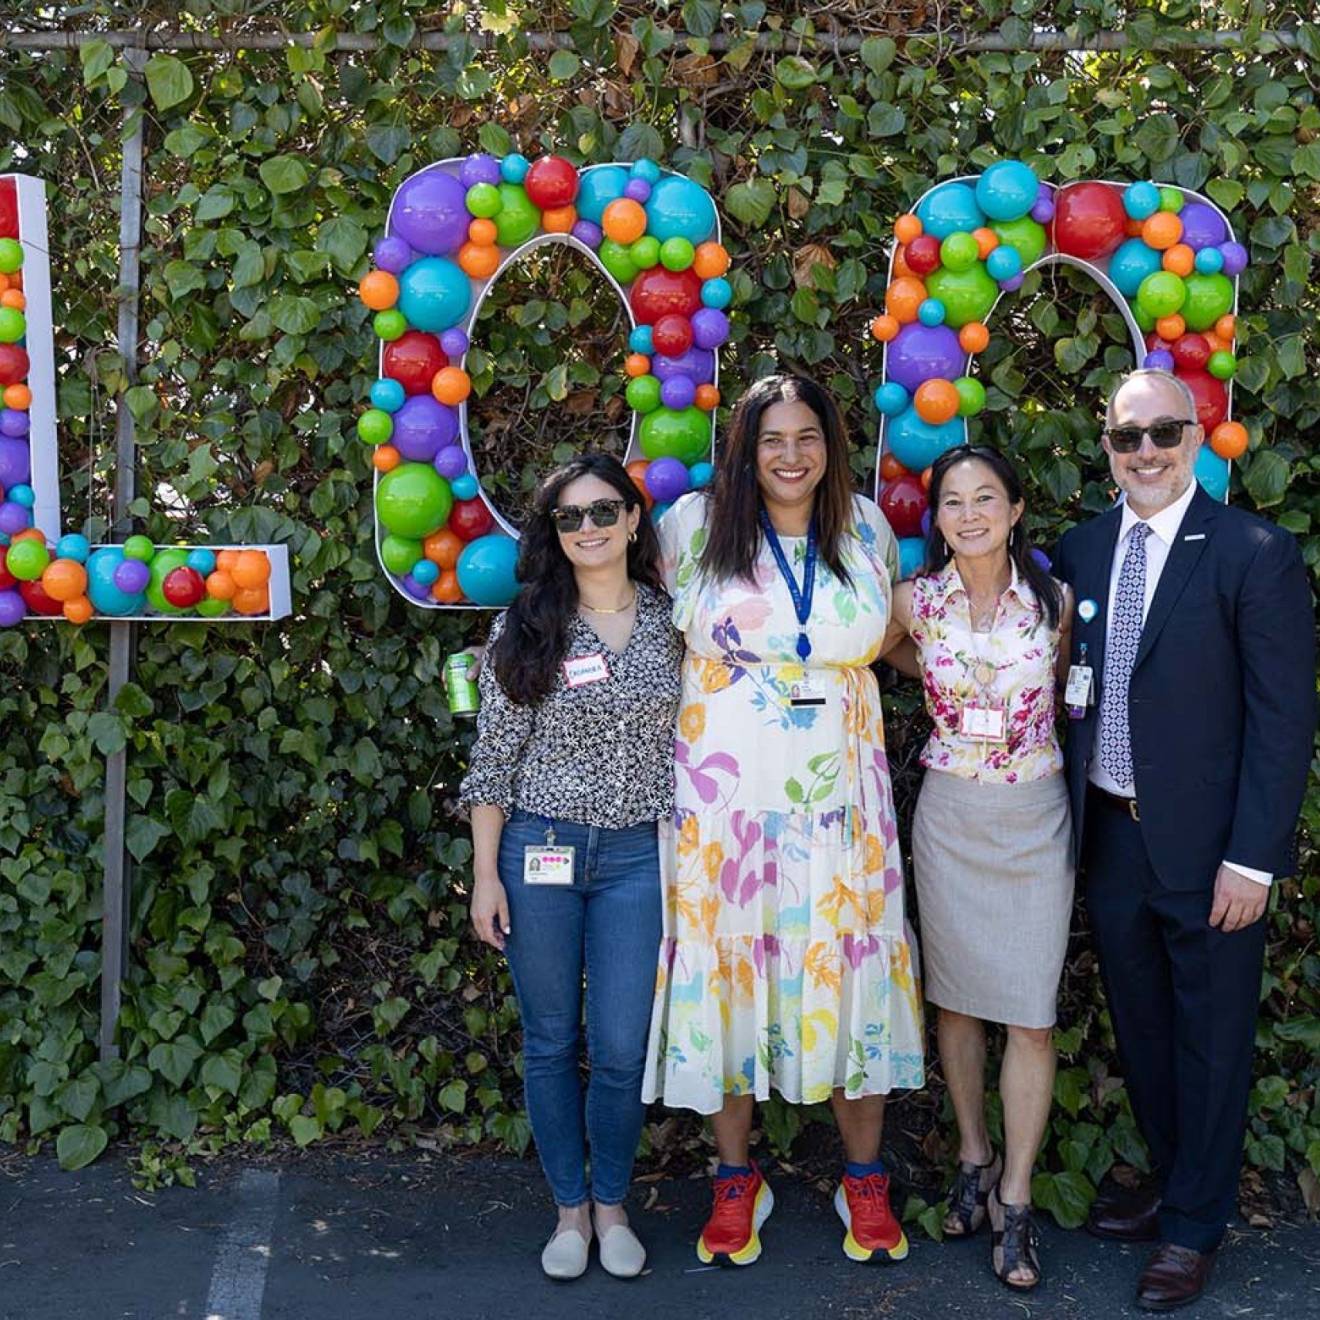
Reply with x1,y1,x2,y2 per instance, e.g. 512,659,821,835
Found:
1054,368,1315,1311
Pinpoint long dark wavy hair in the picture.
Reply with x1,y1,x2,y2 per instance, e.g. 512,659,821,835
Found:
699,373,856,586
923,444,1063,629
490,452,662,705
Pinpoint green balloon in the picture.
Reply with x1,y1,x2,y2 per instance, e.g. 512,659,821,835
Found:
625,374,662,413
5,538,49,581
466,183,503,219
599,239,639,285
0,238,21,274
939,231,980,272
660,237,695,271
357,408,393,445
1158,186,1184,213
629,236,660,270
492,183,540,247
1207,350,1237,380
954,376,987,416
376,463,453,539
1180,272,1233,332
640,406,711,466
990,216,1047,268
925,263,998,328
196,596,230,618
0,308,24,343
146,549,190,614
373,309,408,341
123,534,155,562
381,533,423,575
1137,271,1186,319
1131,300,1155,332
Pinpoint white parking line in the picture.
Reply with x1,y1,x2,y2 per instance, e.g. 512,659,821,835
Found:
203,1169,280,1320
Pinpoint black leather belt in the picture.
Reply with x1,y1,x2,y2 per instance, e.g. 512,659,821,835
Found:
1089,784,1140,822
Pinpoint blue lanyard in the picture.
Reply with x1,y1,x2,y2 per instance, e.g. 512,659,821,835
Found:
759,507,817,660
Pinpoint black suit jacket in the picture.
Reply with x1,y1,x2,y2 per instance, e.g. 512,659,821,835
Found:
1055,484,1315,891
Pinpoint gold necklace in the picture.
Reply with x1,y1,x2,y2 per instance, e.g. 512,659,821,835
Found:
580,588,637,615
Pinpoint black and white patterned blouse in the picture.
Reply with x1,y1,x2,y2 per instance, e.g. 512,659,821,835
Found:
459,583,684,828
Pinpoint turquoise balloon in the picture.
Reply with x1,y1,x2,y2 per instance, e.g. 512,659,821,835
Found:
451,473,479,500
874,381,910,416
990,216,1047,268
381,533,423,575
689,461,715,489
640,406,711,465
411,559,439,586
1194,246,1224,275
397,257,471,333
576,166,629,224
701,277,732,309
1108,237,1163,297
975,161,1038,223
376,463,453,539
1124,181,1160,220
897,535,926,581
631,158,661,185
56,533,90,563
1181,272,1233,332
500,153,530,184
918,298,946,326
186,548,216,575
1194,445,1228,501
456,534,520,607
146,549,190,614
925,263,998,328
644,175,716,244
370,377,407,412
985,245,1022,281
916,182,985,239
86,547,145,616
885,405,965,471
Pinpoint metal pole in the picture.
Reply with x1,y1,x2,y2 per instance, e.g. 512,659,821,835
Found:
99,42,146,1063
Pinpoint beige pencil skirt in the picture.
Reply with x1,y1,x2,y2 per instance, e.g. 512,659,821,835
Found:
911,769,1074,1029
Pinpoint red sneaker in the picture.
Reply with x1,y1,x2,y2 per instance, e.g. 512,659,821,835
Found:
834,1171,909,1263
696,1163,775,1265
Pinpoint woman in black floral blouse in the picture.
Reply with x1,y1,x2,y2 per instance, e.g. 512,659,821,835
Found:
461,452,683,1282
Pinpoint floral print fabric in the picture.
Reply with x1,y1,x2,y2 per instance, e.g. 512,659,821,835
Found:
643,492,926,1114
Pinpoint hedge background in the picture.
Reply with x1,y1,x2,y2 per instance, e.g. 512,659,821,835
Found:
0,1,1316,1225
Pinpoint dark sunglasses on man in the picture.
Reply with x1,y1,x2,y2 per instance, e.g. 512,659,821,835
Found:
1103,418,1195,453
551,498,627,533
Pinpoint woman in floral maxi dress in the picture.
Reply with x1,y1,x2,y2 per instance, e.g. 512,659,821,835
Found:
643,374,925,1267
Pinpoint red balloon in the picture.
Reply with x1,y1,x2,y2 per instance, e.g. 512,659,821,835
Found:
162,565,206,608
905,234,942,277
0,550,15,591
382,330,448,396
1144,331,1167,352
1050,182,1126,260
629,267,702,325
0,343,29,388
448,497,494,541
1171,333,1210,370
19,577,63,616
652,314,693,357
0,177,16,241
879,474,928,540
1178,368,1228,434
523,156,579,210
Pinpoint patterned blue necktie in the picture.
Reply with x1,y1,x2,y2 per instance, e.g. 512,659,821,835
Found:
1098,522,1152,788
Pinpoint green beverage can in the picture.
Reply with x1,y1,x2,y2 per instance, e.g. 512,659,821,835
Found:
444,651,480,718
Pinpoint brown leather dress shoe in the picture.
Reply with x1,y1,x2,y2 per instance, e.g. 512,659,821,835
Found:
1086,1182,1161,1241
1136,1243,1215,1311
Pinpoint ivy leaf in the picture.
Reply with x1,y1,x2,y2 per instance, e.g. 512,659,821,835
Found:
125,815,170,863
366,122,410,165
1242,450,1290,508
259,155,310,196
438,1080,468,1113
775,57,817,90
56,1124,108,1172
145,55,194,111
268,294,322,335
726,178,777,227
200,1051,243,1096
548,50,581,82
859,36,897,74
87,712,126,756
148,1036,203,1088
867,104,906,138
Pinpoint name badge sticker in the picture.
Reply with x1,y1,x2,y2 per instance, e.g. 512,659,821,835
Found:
563,653,610,687
524,846,575,885
959,703,1007,742
789,674,827,708
1064,664,1095,719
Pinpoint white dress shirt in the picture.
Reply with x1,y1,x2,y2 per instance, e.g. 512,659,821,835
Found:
1089,479,1271,887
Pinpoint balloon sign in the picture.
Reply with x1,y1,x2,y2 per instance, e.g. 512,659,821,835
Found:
872,162,1251,575
0,174,290,626
355,154,727,608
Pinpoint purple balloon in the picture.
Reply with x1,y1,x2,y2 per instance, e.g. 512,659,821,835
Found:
460,153,502,188
1000,273,1025,292
391,395,458,462
439,328,469,358
433,444,469,479
0,409,28,438
390,169,471,256
1144,349,1175,370
1030,546,1052,572
373,235,413,275
1035,181,1056,201
644,456,691,503
0,436,29,488
402,572,432,601
660,375,696,410
1220,241,1248,276
886,323,964,393
690,307,729,350
919,508,932,537
652,345,715,385
0,588,24,627
1178,202,1228,252
571,220,603,248
624,178,652,203
1030,197,1055,224
114,559,151,593
0,501,28,536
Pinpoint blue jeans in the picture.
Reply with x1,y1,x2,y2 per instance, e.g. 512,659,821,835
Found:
499,810,662,1207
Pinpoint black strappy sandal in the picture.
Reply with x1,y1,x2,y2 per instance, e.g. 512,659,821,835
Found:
942,1150,1001,1239
988,1184,1041,1290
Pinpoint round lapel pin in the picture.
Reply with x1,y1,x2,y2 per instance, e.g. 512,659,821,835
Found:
1078,598,1098,623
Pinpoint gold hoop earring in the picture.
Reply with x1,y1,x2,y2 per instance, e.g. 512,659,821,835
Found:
628,529,637,543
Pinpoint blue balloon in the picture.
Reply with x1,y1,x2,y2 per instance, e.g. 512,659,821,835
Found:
644,175,717,244
918,298,946,326
896,536,926,581
186,548,217,576
398,257,472,334
55,533,90,563
700,277,732,309
1195,246,1225,275
1194,446,1229,501
650,501,672,522
915,182,985,240
370,377,407,413
885,405,965,471
411,558,440,586
86,547,145,616
874,381,910,417
631,158,661,185
689,461,715,489
1107,238,1163,297
456,534,520,607
451,473,479,500
628,325,654,355
974,161,1039,223
985,246,1022,281
1124,181,1161,220
500,153,530,184
8,483,34,508
576,166,629,224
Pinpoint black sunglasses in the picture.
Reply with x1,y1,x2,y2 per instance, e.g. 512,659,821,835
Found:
1104,420,1192,453
551,498,627,533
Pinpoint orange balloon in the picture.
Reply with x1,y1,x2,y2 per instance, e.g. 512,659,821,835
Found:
1203,330,1228,354
12,527,44,544
1,290,25,310
870,314,900,343
1126,218,1145,237
232,585,270,616
1154,314,1186,342
914,378,960,425
542,205,577,234
891,245,913,279
879,452,908,482
63,595,93,624
625,459,654,509
894,213,922,244
959,322,990,354
1141,211,1182,250
694,384,720,411
602,198,647,245
0,274,9,292
205,569,237,601
625,353,651,378
41,558,88,602
372,443,401,473
432,366,471,406
358,270,399,311
3,383,31,409
216,549,240,573
1210,420,1248,460
920,466,933,491
7,271,21,291
458,241,500,279
972,227,999,259
423,528,464,570
232,550,271,590
693,242,730,279
1162,244,1194,277
1215,313,1236,343
431,570,464,604
885,276,926,324
468,218,498,246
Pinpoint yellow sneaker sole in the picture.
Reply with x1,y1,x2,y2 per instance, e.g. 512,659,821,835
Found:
696,1179,775,1266
834,1184,910,1263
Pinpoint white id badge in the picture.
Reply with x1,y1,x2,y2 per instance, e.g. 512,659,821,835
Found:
789,674,826,708
523,845,575,885
960,703,1007,742
1064,664,1094,718
563,653,610,687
